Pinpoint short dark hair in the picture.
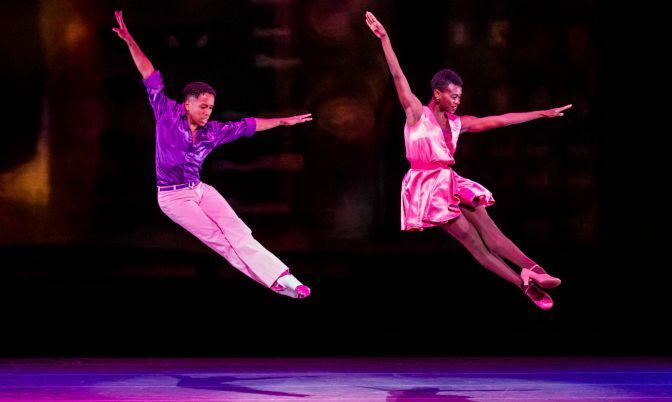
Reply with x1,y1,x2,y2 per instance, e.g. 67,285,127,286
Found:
183,81,216,101
431,69,463,91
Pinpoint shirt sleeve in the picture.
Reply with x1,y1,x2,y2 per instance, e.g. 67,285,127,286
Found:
142,70,178,119
212,117,257,147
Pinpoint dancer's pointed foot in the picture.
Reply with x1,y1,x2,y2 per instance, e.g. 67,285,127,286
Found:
295,285,311,298
521,264,561,289
523,283,553,310
271,271,311,299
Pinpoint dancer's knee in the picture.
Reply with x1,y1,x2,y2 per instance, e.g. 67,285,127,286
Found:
484,236,506,255
466,240,493,263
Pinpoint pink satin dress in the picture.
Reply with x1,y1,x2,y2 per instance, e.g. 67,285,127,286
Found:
401,106,495,231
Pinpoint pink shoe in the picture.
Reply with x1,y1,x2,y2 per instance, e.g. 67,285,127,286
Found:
521,265,561,289
295,285,311,298
271,271,311,299
523,283,553,310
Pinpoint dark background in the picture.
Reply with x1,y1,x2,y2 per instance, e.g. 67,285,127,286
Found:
0,0,667,356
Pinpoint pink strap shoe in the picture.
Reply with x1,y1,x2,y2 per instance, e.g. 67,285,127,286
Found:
523,283,554,310
520,265,561,289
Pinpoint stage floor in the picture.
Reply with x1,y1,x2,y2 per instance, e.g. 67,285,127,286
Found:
1,357,670,401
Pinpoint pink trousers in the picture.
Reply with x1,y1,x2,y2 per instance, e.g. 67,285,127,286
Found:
157,182,287,287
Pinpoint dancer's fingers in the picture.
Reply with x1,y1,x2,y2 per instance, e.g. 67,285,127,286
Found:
297,115,312,123
118,11,127,30
365,12,376,26
115,12,124,30
557,104,572,112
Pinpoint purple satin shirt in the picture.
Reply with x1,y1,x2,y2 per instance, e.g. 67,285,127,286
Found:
143,70,256,186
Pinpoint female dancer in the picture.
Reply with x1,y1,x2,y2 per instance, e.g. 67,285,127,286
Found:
365,12,570,309
113,11,311,298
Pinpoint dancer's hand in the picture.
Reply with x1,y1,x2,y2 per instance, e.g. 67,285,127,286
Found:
541,104,572,118
112,10,134,45
365,11,387,39
365,11,422,125
279,113,313,126
112,10,155,78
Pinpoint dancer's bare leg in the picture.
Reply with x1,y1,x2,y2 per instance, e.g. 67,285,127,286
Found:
443,214,553,309
442,215,522,287
460,205,539,271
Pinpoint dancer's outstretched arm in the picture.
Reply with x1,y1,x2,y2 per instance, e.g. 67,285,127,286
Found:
211,113,312,147
254,114,312,132
365,11,423,126
461,104,572,133
112,10,155,79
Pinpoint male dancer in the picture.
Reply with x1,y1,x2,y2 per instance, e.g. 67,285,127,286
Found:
113,10,311,298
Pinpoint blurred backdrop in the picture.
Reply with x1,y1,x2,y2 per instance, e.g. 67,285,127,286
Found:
0,0,666,356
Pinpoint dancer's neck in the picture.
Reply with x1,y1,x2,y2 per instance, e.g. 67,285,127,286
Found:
429,99,448,119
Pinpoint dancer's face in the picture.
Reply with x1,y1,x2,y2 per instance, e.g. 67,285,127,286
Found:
434,83,462,114
185,93,215,127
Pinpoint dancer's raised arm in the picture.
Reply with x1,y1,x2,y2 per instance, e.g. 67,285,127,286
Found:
461,104,572,133
365,11,423,126
112,10,155,79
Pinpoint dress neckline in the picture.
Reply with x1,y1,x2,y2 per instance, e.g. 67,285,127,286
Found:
424,106,457,156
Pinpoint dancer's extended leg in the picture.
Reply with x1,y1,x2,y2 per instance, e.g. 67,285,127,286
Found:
459,205,537,270
460,205,560,289
158,183,310,297
442,214,553,309
441,215,522,287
